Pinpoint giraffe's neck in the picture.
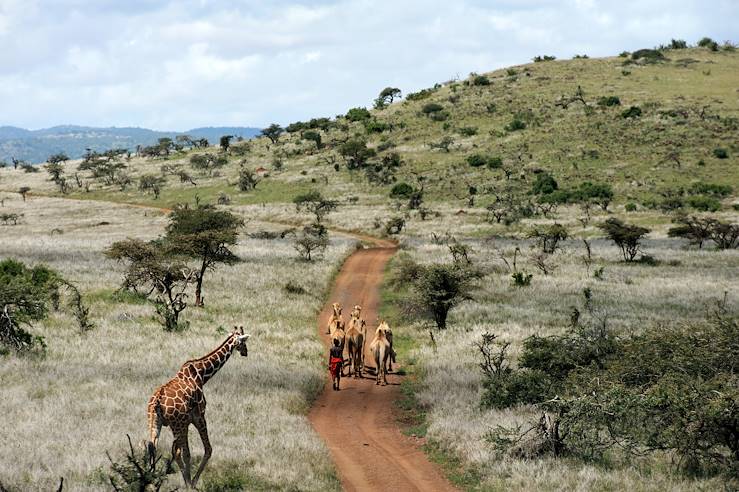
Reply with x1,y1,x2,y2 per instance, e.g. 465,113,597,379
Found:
180,334,239,386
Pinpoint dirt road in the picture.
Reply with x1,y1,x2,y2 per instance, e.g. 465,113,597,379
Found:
309,241,456,492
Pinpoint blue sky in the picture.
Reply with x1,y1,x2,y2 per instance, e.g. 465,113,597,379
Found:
0,0,736,131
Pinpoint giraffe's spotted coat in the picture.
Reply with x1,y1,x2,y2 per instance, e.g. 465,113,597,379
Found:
146,327,249,487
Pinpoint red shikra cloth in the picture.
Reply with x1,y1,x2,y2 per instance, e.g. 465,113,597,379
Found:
329,357,343,378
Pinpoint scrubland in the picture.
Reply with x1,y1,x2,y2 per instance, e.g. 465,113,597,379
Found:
0,193,353,491
384,232,738,491
0,42,737,491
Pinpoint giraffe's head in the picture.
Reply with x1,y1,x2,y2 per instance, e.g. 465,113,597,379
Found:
233,326,250,357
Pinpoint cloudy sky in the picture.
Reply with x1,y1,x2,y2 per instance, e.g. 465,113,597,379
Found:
0,0,736,131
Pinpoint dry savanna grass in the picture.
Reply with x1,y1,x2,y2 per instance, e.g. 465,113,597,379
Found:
0,193,353,491
386,234,738,491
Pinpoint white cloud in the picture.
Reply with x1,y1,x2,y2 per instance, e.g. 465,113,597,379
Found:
0,0,736,130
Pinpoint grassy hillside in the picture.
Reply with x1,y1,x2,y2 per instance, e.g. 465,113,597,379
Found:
2,45,736,239
1,41,737,491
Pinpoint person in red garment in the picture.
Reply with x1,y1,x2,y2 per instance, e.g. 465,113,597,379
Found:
328,338,344,390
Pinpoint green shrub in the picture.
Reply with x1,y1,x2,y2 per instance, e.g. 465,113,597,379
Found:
481,369,553,409
689,181,732,197
390,182,415,199
467,154,503,169
625,202,637,212
668,38,688,49
472,74,491,86
406,88,436,101
504,118,526,132
345,107,371,122
597,95,621,107
687,195,721,212
698,36,719,51
532,55,556,62
511,271,533,287
364,119,390,133
458,126,478,136
572,182,614,210
531,173,558,195
621,106,642,118
421,102,444,115
713,147,728,159
631,48,665,62
385,216,405,235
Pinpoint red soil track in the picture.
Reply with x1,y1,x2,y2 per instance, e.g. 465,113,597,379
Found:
309,241,456,492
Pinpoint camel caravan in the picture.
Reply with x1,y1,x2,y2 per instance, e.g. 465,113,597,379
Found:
326,303,396,387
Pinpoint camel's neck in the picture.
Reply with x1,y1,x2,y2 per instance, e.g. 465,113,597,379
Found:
179,334,237,386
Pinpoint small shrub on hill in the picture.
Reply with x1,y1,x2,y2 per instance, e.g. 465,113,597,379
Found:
504,118,526,132
698,36,719,51
713,147,728,159
390,182,415,199
631,48,665,63
621,106,642,118
471,74,491,86
531,173,558,195
687,195,721,212
466,154,502,169
345,107,371,122
597,95,621,107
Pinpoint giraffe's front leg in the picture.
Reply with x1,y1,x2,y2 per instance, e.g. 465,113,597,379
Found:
191,415,212,487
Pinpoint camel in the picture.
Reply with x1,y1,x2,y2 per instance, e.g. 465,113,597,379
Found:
381,322,396,373
326,302,343,334
370,321,392,385
330,319,346,351
350,304,362,320
345,315,366,378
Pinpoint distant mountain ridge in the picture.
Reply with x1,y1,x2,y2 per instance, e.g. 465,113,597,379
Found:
0,125,261,164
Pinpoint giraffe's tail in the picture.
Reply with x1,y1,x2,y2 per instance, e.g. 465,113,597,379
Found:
146,390,163,464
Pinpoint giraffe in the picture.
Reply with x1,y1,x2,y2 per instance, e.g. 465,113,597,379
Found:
146,326,250,488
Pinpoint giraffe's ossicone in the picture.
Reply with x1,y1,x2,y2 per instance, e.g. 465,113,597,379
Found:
146,326,250,488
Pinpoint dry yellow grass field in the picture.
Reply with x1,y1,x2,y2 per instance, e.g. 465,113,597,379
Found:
0,192,354,490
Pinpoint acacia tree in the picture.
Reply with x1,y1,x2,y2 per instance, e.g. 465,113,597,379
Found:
238,165,260,191
374,87,402,109
1,259,91,353
339,138,376,170
405,262,482,330
164,204,244,307
667,215,714,249
219,135,233,152
294,223,328,261
528,223,568,253
261,124,284,144
18,186,30,202
293,190,338,223
45,161,68,193
139,174,166,199
105,239,194,331
599,218,650,261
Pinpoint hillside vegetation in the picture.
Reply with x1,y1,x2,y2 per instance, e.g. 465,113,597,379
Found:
1,39,738,491
2,45,736,239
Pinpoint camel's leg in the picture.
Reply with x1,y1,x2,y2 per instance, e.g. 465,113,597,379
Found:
191,416,212,487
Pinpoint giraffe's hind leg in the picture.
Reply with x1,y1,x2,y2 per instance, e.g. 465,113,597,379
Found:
171,425,192,488
191,415,212,487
